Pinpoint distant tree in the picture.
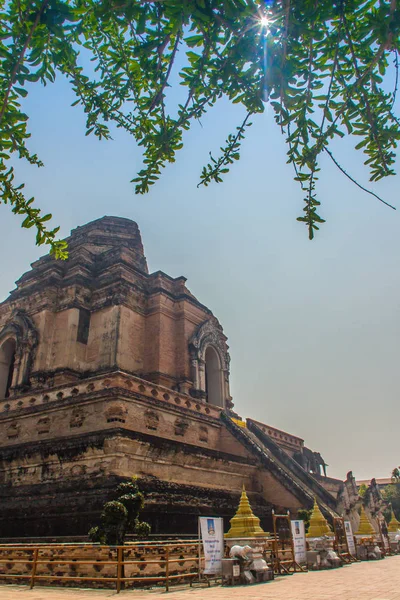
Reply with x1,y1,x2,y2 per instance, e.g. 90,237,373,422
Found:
358,483,368,498
391,467,400,483
89,478,150,545
382,467,400,522
1,0,400,256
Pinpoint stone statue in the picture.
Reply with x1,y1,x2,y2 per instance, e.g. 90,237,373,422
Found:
336,471,362,533
313,452,328,477
365,478,386,516
229,545,253,560
363,478,388,533
298,447,328,476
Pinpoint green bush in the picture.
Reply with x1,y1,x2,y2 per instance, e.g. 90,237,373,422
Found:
297,509,312,533
89,478,150,546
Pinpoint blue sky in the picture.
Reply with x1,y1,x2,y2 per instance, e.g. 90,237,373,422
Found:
1,68,399,481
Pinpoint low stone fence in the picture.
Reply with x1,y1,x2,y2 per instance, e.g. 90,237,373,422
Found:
0,540,201,592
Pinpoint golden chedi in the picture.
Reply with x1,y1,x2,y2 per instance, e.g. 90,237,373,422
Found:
306,498,334,538
388,509,400,533
355,506,375,536
225,485,266,538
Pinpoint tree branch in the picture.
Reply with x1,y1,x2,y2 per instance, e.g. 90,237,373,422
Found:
147,32,181,113
324,147,396,209
0,0,50,124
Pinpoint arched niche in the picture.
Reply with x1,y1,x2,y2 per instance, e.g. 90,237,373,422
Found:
189,319,231,408
0,310,38,398
0,338,16,398
205,346,223,407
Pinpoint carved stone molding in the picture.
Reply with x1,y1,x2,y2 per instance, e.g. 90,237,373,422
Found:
174,418,189,437
105,403,127,424
70,408,86,429
189,318,230,371
188,318,231,408
144,409,159,431
0,310,39,351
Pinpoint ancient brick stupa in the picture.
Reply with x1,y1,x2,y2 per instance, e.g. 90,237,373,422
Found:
306,498,333,538
355,506,375,536
388,510,400,533
225,486,266,538
0,215,346,537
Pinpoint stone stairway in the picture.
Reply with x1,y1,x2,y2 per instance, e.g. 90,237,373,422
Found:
220,412,338,519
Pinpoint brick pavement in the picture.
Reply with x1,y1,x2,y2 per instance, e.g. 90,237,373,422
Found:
0,556,399,600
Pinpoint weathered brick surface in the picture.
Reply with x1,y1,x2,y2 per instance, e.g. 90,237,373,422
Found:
0,217,223,390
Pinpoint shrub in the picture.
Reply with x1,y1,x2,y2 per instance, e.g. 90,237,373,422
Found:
89,478,150,545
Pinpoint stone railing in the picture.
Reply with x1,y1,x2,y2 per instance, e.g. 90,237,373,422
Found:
0,371,222,421
247,420,338,512
251,420,304,448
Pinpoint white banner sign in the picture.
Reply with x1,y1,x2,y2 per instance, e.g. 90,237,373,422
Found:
291,520,306,564
344,521,356,556
199,517,224,575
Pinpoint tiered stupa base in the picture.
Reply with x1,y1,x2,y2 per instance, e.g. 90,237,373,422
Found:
306,499,339,569
354,506,381,560
388,510,400,553
224,487,274,584
225,486,267,539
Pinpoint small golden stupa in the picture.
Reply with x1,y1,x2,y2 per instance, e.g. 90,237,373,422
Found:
306,498,333,538
355,506,375,536
388,509,400,533
225,485,266,538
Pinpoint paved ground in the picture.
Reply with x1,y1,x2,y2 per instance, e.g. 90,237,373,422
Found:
1,556,399,600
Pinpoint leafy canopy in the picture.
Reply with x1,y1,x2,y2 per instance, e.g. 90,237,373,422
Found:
1,0,399,257
358,483,368,498
391,466,400,483
382,485,400,521
380,468,400,522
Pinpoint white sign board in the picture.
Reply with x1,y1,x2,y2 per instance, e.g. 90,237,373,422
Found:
232,564,240,577
199,517,224,575
344,521,356,556
291,520,306,564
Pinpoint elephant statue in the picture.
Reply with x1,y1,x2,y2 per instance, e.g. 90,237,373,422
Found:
295,447,328,476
